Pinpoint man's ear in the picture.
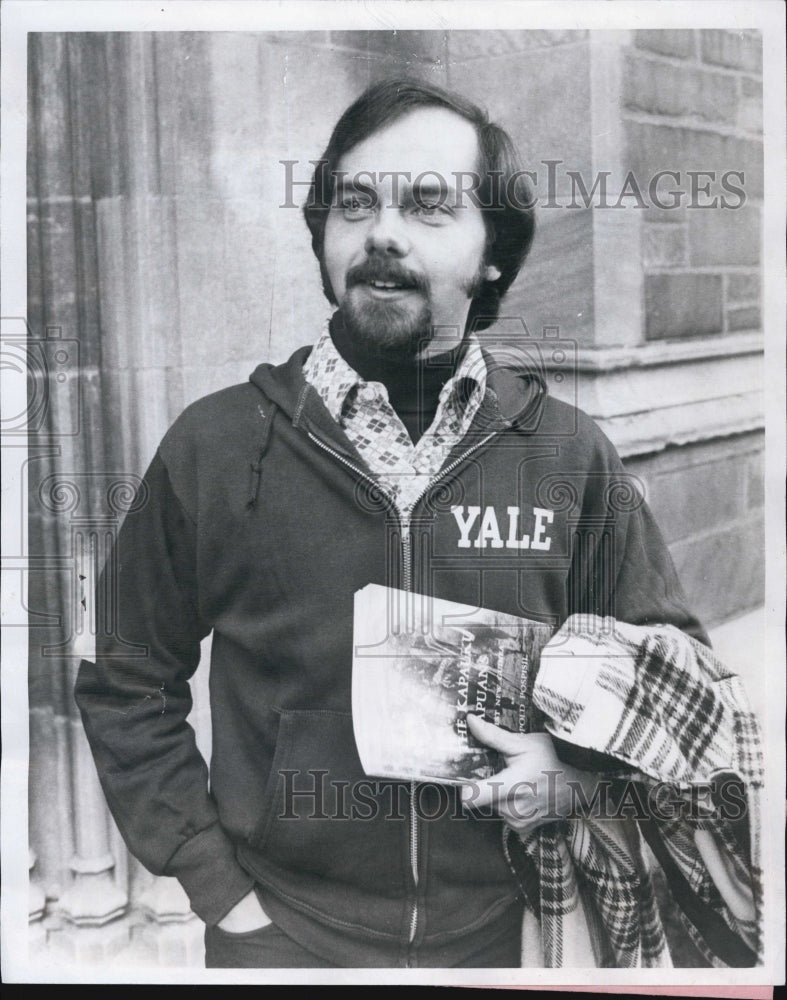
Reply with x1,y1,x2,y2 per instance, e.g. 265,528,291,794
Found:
484,264,502,282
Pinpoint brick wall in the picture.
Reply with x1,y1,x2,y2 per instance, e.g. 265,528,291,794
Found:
624,30,763,342
443,28,764,631
619,29,763,630
626,432,764,629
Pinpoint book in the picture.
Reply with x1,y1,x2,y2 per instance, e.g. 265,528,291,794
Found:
351,584,555,784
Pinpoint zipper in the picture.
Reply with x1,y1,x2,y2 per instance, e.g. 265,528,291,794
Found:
408,782,419,944
398,434,496,957
307,426,498,964
306,431,398,511
401,527,419,951
306,428,497,517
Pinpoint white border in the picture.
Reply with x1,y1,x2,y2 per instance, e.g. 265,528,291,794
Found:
2,0,785,987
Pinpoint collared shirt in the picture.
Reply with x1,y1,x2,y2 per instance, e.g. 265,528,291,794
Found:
303,324,487,513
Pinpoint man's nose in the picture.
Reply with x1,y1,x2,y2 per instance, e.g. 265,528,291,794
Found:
364,206,409,257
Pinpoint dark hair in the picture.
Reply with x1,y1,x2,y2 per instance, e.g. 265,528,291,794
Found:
302,79,536,332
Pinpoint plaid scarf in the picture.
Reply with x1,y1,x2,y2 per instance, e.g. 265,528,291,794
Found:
508,615,763,968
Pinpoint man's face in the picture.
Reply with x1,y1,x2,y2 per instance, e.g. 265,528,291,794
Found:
323,107,494,361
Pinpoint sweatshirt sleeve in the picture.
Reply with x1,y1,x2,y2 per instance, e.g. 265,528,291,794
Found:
551,426,709,775
74,450,254,926
564,423,710,646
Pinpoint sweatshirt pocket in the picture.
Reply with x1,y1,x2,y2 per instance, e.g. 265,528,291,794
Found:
250,709,407,896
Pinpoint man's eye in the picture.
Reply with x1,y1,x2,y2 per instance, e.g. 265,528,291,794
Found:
412,203,451,219
341,196,374,217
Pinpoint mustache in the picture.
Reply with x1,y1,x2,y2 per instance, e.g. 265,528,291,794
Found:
346,258,429,292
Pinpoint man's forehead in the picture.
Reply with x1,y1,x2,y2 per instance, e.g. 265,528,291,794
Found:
335,106,481,181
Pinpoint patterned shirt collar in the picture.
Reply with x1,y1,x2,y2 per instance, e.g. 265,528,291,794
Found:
303,322,487,425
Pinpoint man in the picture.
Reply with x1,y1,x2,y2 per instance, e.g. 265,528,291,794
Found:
75,80,762,970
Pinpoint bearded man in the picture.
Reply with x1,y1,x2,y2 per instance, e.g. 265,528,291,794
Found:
75,80,762,970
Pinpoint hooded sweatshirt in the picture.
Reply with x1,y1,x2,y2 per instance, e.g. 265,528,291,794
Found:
75,344,707,967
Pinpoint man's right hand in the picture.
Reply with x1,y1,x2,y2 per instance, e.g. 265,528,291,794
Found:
216,889,272,933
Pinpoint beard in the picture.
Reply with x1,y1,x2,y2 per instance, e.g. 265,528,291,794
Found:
336,256,486,363
339,288,433,360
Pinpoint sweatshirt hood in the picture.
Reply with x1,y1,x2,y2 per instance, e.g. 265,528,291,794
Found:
481,355,547,433
249,345,314,420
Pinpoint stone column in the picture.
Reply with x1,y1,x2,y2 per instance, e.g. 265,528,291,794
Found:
135,877,205,967
28,849,48,953
41,482,133,959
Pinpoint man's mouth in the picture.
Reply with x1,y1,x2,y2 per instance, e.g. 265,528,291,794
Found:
367,279,411,290
361,280,420,300
346,262,426,296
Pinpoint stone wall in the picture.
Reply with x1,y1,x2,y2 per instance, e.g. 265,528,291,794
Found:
25,28,763,965
441,29,763,628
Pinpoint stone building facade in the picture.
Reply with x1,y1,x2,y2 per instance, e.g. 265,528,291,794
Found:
25,29,764,965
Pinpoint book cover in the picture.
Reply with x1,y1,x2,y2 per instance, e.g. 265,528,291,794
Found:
352,584,555,783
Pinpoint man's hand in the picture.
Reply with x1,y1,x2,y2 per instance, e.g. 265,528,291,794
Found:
216,889,272,933
461,714,593,836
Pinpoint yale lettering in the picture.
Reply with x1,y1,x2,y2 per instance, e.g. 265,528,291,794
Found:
451,505,555,550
